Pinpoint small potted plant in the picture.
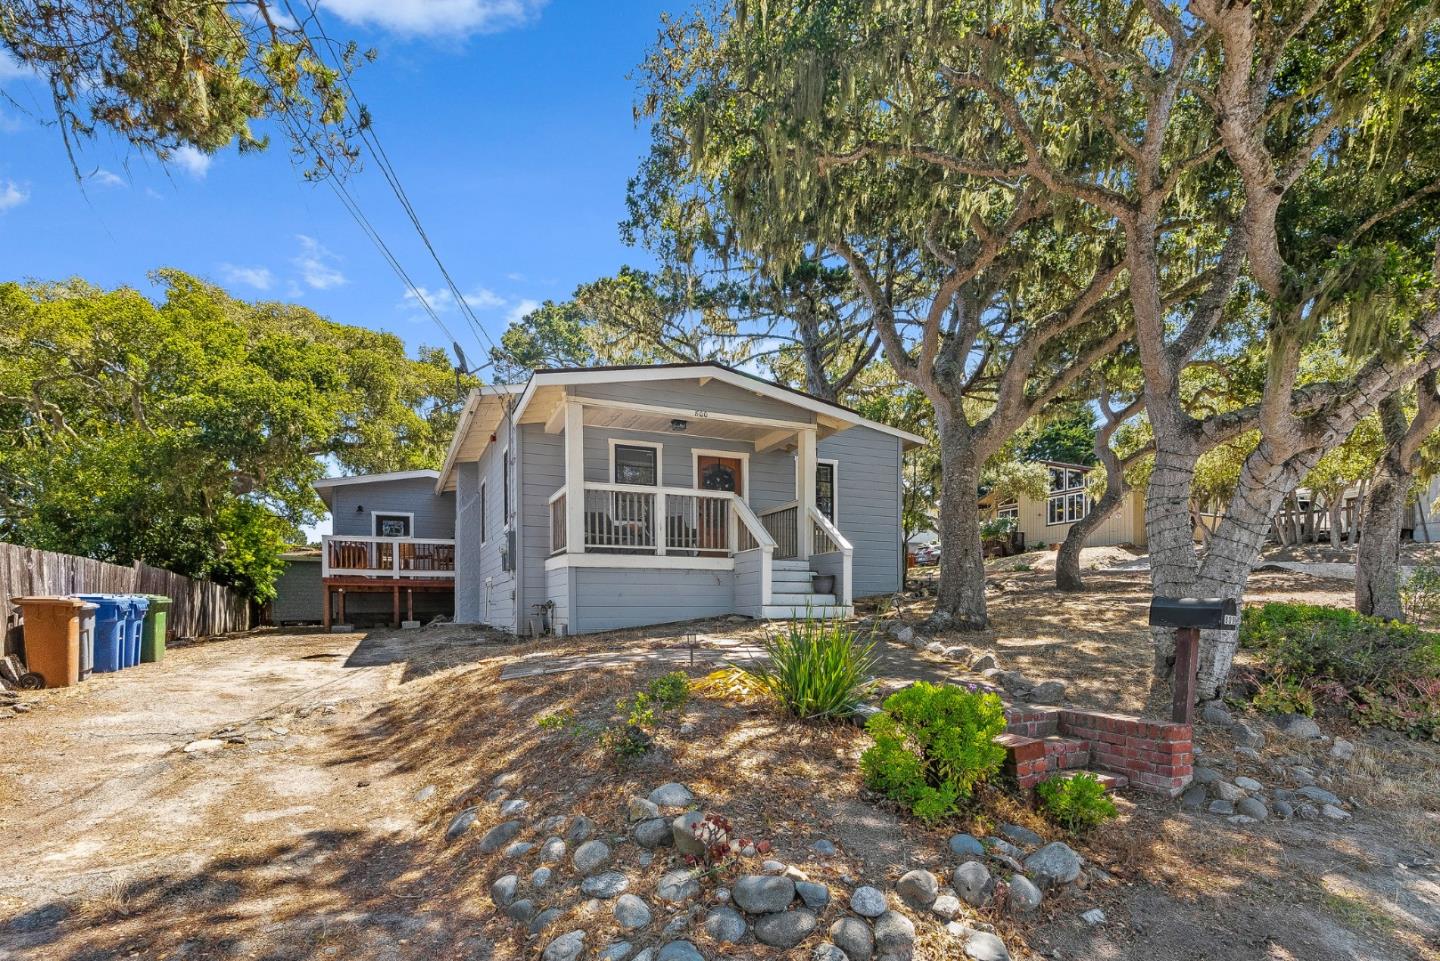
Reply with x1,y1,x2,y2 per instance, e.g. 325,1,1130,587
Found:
812,573,836,595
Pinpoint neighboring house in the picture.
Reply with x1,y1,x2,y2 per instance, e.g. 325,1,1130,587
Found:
311,362,922,635
268,549,323,624
981,460,1148,550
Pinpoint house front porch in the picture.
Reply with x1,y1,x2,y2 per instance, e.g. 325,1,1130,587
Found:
539,391,854,630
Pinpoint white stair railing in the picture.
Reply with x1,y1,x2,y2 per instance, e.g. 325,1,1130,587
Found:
807,507,853,606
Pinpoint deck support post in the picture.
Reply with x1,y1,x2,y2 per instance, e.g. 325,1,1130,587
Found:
564,398,586,554
337,589,347,627
392,585,400,628
797,427,817,558
407,588,414,622
322,586,331,630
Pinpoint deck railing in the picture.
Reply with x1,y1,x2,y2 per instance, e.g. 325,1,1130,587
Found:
549,483,775,557
322,535,457,578
759,502,800,559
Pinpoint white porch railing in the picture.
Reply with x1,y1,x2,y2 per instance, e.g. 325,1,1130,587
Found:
549,483,776,557
808,505,854,605
321,535,457,578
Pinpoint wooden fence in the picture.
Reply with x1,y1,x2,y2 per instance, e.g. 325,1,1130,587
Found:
1,541,252,656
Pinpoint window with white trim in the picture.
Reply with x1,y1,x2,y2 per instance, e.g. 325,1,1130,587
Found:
613,443,659,486
997,502,1019,520
816,461,837,523
1046,466,1090,525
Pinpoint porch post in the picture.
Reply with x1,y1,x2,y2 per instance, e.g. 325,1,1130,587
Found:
564,398,586,554
798,426,817,557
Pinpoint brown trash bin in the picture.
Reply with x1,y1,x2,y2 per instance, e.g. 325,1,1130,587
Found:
12,596,91,689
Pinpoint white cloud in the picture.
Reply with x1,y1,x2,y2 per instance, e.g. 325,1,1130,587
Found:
506,298,540,324
293,235,347,289
0,179,29,211
170,144,212,178
319,0,546,37
89,169,125,188
0,52,34,80
219,264,275,291
400,284,506,315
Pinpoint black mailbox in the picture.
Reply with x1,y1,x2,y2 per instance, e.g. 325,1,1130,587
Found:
1148,596,1239,631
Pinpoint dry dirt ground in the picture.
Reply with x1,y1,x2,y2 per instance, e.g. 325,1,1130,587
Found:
1,563,1437,961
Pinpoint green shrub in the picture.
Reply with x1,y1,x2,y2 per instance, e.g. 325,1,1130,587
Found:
860,682,1008,822
745,613,878,720
1401,564,1440,627
1037,773,1118,833
537,709,576,731
1251,675,1316,717
648,671,691,710
1240,602,1440,739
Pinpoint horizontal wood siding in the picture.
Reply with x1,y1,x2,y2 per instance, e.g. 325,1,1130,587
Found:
454,460,483,624
545,565,571,635
733,549,765,617
329,477,455,539
1,540,251,654
1009,488,1147,549
817,426,902,597
271,559,322,622
573,377,816,424
571,567,734,633
460,411,517,632
521,424,565,630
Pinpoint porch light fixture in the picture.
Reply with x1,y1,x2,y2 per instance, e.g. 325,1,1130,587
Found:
669,418,688,432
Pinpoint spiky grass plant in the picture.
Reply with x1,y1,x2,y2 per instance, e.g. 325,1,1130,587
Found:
746,610,878,720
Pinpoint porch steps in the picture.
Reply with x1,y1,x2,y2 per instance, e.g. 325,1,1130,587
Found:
760,559,850,620
770,592,838,607
760,605,854,620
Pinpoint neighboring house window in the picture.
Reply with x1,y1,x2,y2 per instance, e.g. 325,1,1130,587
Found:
613,443,660,486
480,481,488,543
1046,465,1090,525
373,513,412,538
816,461,837,523
998,503,1018,520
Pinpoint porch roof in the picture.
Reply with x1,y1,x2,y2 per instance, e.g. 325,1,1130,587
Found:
435,362,925,493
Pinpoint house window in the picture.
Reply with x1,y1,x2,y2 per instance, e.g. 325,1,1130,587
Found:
816,461,837,523
998,503,1018,520
479,481,488,543
612,443,660,486
502,446,511,522
1046,465,1090,525
373,513,412,538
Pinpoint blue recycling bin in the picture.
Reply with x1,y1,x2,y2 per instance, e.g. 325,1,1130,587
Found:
76,594,126,673
121,595,148,668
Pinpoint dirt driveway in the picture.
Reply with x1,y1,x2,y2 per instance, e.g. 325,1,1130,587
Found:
0,625,509,960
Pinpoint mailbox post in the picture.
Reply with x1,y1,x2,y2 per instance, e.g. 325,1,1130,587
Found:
1148,596,1239,724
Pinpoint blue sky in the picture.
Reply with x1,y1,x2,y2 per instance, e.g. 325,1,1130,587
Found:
0,0,671,365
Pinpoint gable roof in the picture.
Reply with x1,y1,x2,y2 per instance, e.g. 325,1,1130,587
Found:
436,362,926,492
312,469,441,508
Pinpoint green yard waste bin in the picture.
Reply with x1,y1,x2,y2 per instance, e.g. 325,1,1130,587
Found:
140,594,173,663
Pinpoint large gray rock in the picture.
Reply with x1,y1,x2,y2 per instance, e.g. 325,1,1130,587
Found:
1180,784,1208,811
1214,780,1247,802
565,815,594,843
1023,842,1082,888
1234,776,1263,792
505,899,537,923
671,811,705,856
628,797,661,821
734,874,796,914
1191,765,1221,784
948,833,985,857
1330,737,1356,761
543,931,586,961
998,823,1043,847
796,880,831,910
614,894,652,931
1298,785,1342,806
971,652,998,672
649,783,695,808
490,873,520,906
539,837,566,863
873,911,916,954
572,839,611,875
1278,714,1322,739
600,942,633,961
831,916,875,961
896,869,939,907
634,817,673,849
446,808,478,841
1007,875,1042,914
656,942,703,961
964,929,1011,961
952,860,992,907
1233,722,1266,749
656,869,702,904
1030,679,1067,704
477,819,523,853
813,944,850,961
500,798,530,816
850,885,888,917
931,894,962,920
1208,799,1235,816
1236,797,1269,821
754,909,818,948
1200,702,1234,727
529,908,563,935
530,867,552,889
1322,803,1352,821
703,906,746,943
582,872,630,898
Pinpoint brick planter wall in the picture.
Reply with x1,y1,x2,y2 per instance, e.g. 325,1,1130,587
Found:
999,706,1193,798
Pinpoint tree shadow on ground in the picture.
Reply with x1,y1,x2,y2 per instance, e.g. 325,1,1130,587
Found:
341,625,518,684
4,829,500,961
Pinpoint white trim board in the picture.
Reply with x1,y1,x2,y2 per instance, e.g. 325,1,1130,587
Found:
371,510,416,537
544,553,735,572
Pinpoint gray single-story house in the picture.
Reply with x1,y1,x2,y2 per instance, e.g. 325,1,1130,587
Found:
305,363,922,635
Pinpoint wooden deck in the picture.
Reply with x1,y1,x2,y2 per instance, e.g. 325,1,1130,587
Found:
321,576,455,630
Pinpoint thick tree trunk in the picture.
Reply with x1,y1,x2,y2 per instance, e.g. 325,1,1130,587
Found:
1055,487,1125,591
1356,460,1410,620
1144,438,1203,678
930,417,988,630
1328,496,1343,550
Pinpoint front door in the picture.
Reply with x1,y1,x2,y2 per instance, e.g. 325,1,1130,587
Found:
696,456,743,553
